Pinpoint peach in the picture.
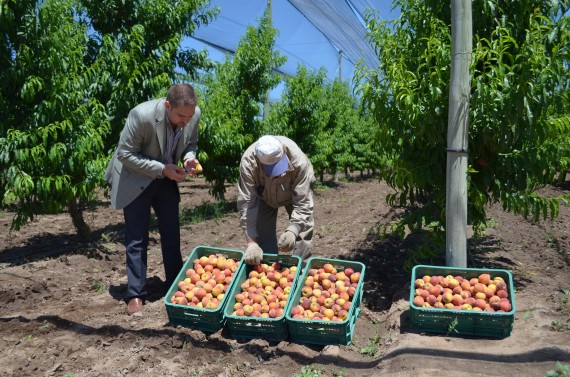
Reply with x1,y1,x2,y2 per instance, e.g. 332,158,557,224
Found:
442,292,453,304
496,281,507,291
460,280,471,291
198,256,209,266
473,283,486,294
413,296,425,307
323,263,335,273
301,286,313,297
497,290,508,299
323,308,335,319
474,299,487,310
451,294,463,306
336,297,346,307
173,296,188,305
194,288,207,300
452,286,463,295
418,289,430,299
323,297,335,308
474,292,487,300
426,294,438,306
429,275,441,286
337,309,349,320
478,273,491,285
290,305,304,316
428,285,442,296
499,300,512,312
350,272,361,284
321,279,332,290
214,272,226,284
206,301,219,310
235,293,245,303
469,277,479,286
309,302,321,313
300,298,311,310
212,284,225,298
448,278,460,289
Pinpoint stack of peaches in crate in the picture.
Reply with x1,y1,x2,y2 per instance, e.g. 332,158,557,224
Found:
289,262,361,321
170,254,240,310
412,272,512,312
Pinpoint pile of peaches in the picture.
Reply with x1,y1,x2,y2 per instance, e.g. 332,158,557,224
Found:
229,262,297,319
289,263,361,322
170,254,240,310
412,273,513,312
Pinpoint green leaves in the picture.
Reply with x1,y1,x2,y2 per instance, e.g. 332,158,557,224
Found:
198,9,285,200
0,0,215,241
356,0,570,260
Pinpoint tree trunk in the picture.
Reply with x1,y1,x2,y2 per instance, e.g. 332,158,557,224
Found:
68,199,92,243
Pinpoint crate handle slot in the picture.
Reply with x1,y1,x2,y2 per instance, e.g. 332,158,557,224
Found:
243,322,262,327
183,312,200,318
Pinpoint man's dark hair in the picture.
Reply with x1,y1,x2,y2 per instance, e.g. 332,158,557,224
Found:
166,83,197,107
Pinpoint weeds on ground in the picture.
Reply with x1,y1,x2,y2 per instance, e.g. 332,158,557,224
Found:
546,362,569,376
91,279,107,294
293,365,324,377
360,336,381,356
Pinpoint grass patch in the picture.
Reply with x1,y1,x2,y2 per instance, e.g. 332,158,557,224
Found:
180,200,237,225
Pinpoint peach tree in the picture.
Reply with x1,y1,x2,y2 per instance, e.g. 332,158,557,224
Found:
198,9,286,200
355,0,570,265
0,0,216,242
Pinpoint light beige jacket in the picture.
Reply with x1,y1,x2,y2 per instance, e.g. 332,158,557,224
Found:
237,136,315,240
105,98,201,209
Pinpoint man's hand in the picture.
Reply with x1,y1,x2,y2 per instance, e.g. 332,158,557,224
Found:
278,230,296,252
184,159,203,176
163,164,186,182
244,242,263,265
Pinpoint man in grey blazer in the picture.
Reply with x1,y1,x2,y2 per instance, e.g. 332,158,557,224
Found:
105,83,202,314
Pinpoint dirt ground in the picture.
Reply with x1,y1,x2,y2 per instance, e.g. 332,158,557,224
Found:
1,175,569,377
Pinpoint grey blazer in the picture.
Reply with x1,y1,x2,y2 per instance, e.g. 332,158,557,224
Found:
105,98,201,209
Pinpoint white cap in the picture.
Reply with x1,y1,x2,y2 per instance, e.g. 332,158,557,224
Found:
255,136,289,177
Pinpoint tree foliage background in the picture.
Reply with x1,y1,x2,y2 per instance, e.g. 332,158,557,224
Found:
356,0,570,265
0,0,216,242
197,9,285,200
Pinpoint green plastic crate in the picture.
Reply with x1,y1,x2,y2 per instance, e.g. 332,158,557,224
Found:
286,257,366,346
409,265,516,338
223,254,302,341
164,246,244,333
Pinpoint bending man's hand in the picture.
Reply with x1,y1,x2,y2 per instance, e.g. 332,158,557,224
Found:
244,242,263,265
278,230,296,252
